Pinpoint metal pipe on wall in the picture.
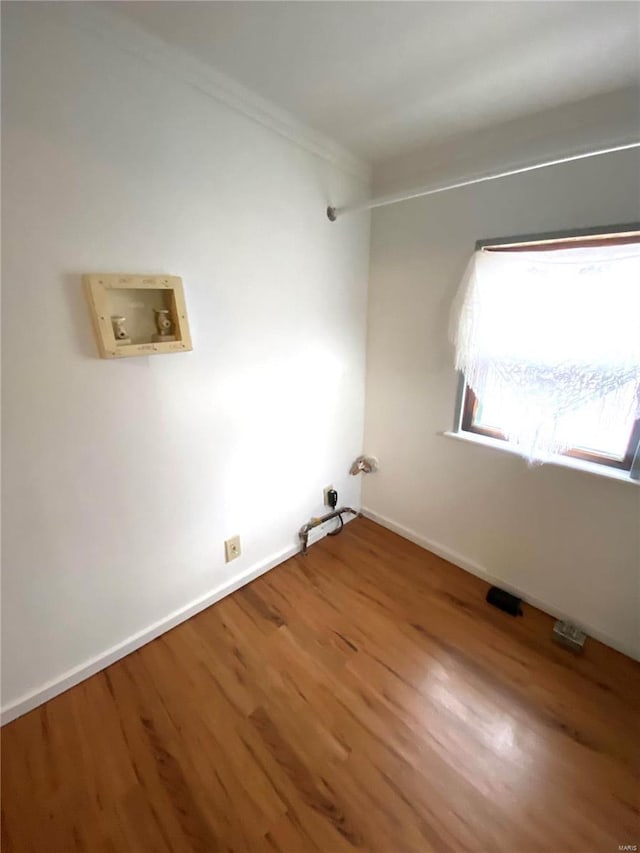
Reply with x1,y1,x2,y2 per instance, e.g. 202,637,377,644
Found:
298,507,359,555
326,141,640,221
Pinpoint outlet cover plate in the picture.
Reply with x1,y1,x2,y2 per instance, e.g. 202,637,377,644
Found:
225,535,241,563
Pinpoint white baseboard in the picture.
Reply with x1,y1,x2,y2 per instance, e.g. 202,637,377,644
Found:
1,542,301,726
1,511,360,726
361,507,639,662
6,507,633,724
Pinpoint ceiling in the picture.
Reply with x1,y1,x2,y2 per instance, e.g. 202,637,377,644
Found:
107,1,639,164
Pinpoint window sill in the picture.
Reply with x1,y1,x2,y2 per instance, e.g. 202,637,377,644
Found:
442,430,639,485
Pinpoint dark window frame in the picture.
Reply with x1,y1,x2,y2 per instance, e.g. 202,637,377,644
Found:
458,222,640,473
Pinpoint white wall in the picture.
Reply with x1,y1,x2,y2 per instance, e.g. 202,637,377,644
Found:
363,146,640,659
1,4,370,718
373,86,640,195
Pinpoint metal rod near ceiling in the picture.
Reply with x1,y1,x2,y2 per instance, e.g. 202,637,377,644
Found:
327,141,640,221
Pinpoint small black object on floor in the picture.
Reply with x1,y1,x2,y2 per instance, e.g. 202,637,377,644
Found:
486,586,523,616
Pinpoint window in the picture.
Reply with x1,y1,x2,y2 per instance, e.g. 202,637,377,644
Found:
453,225,640,476
462,385,640,471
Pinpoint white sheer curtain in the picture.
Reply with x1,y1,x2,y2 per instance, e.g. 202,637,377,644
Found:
450,242,640,463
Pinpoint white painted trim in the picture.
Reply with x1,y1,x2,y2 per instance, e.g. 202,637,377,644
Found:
47,3,370,183
1,542,300,725
361,507,639,662
1,512,360,725
442,430,639,485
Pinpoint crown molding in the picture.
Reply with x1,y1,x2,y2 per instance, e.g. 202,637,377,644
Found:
50,3,371,183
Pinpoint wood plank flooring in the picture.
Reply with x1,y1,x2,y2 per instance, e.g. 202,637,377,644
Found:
2,517,639,852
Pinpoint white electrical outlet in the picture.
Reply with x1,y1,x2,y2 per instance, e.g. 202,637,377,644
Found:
224,535,241,562
323,485,334,506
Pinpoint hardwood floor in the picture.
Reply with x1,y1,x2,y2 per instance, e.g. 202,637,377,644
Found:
2,517,639,852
